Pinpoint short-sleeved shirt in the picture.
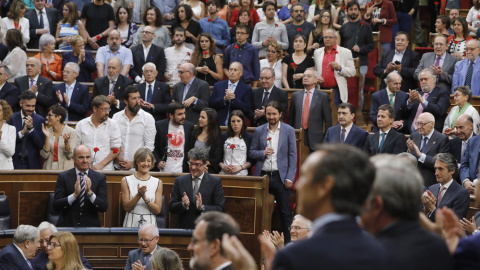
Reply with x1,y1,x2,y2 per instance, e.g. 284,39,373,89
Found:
81,2,115,47
96,45,134,75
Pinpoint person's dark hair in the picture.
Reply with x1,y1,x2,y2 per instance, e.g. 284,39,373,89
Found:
188,147,209,163
194,108,221,147
262,1,276,12
5,29,26,52
290,2,304,14
338,102,355,114
174,4,193,24
122,85,140,101
20,90,37,101
227,110,247,139
313,144,376,216
293,33,307,44
475,0,480,10
195,212,240,257
265,100,283,115
395,31,409,41
174,27,186,36
346,0,360,10
313,9,333,36
191,33,218,66
452,17,468,38
434,153,458,174
167,102,185,116
62,2,80,26
235,23,250,35
437,15,450,30
48,104,67,124
316,0,332,8
115,6,132,25
454,86,473,102
231,9,253,39
7,0,26,20
378,104,395,119
91,95,110,108
206,0,219,7
143,6,163,27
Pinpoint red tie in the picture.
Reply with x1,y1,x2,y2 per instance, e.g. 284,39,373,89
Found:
434,56,441,66
302,90,310,129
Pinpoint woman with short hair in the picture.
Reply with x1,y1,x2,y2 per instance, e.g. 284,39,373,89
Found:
35,34,63,81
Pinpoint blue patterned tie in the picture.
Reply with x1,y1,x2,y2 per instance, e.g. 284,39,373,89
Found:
79,172,85,208
147,84,153,103
30,79,34,87
466,61,474,88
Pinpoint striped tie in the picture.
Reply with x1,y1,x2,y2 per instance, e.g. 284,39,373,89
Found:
79,172,85,208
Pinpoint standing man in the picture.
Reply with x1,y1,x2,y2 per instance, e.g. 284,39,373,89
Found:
0,65,20,110
449,114,475,169
172,63,210,125
199,0,230,54
124,224,160,270
288,69,332,152
7,90,45,169
53,144,108,227
451,39,480,95
112,86,156,171
76,95,122,170
285,3,315,54
252,1,289,57
0,225,40,270
324,103,369,149
250,101,297,243
14,57,53,117
25,0,60,49
81,0,115,50
91,57,134,117
164,28,193,85
96,29,133,78
169,147,225,229
459,122,480,194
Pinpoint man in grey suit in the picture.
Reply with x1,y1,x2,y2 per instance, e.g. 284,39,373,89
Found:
172,63,210,124
414,35,458,91
124,224,160,270
288,68,331,152
407,112,450,187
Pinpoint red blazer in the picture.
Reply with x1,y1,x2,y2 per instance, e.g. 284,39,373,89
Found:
230,7,259,27
364,1,397,43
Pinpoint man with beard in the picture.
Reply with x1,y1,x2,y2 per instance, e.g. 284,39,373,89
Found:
154,102,194,173
124,224,160,270
164,28,193,85
8,90,45,169
53,62,90,121
451,39,480,95
112,86,156,171
95,29,133,77
199,0,230,54
188,212,239,270
75,95,122,170
91,57,134,117
285,3,315,54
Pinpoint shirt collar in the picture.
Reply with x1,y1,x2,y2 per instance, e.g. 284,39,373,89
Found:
142,43,152,51
435,51,446,61
213,262,232,270
36,7,46,14
13,243,28,261
423,129,434,140
75,167,89,176
441,179,454,190
268,121,281,132
29,74,40,81
395,49,405,55
342,122,354,133
66,80,76,87
192,172,205,180
265,85,274,93
386,87,395,96
380,128,391,135
228,80,238,87
186,77,195,86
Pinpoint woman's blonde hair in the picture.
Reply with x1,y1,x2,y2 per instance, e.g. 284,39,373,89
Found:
69,35,84,47
46,231,84,270
133,148,156,171
0,100,13,121
150,247,184,270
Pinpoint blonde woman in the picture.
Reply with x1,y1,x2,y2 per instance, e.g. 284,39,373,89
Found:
46,231,87,270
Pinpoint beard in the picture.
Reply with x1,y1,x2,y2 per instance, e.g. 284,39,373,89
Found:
349,13,358,20
128,104,140,115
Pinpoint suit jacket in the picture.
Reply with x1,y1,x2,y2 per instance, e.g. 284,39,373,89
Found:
452,57,480,95
91,75,134,117
25,8,60,49
404,87,451,133
53,168,108,227
249,123,297,182
370,88,408,132
210,80,253,124
288,89,332,150
135,81,171,121
0,243,36,270
153,119,195,172
14,75,53,117
364,128,407,156
53,82,89,121
426,180,470,221
414,52,458,91
450,134,476,167
454,233,480,270
373,48,420,92
324,124,369,149
460,135,480,182
272,218,388,270
7,112,45,169
62,51,96,82
129,43,165,81
252,86,288,126
410,130,450,187
172,78,210,124
313,46,356,103
376,220,453,270
124,246,159,270
169,173,225,229
0,82,20,111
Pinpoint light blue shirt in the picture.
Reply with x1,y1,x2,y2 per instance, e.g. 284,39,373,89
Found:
199,17,230,53
151,0,181,16
95,45,133,76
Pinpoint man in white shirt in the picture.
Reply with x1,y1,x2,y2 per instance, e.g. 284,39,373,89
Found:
76,95,122,170
112,86,156,170
164,28,193,85
0,225,40,269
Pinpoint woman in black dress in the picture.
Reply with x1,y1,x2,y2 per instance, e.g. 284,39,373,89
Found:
307,9,334,55
171,4,201,49
282,34,315,89
190,33,224,86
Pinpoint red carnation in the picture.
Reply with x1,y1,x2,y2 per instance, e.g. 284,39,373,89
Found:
477,14,480,20
208,18,213,22
230,144,236,149
167,133,173,138
275,23,278,27
342,6,346,10
234,44,240,49
96,35,101,41
112,148,119,154
203,51,208,55
290,2,293,4
334,50,338,54
93,147,99,153
382,5,385,8
434,1,439,4
187,52,191,56
267,137,272,141
316,0,319,3
361,21,365,26
297,28,301,32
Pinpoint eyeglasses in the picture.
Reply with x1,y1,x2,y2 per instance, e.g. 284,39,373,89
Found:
288,226,309,231
137,236,156,243
465,47,478,51
178,70,191,75
415,121,432,127
187,161,205,167
47,242,61,248
266,50,278,53
236,32,248,36
260,76,274,81
141,31,154,35
46,113,58,118
98,107,111,112
323,36,335,39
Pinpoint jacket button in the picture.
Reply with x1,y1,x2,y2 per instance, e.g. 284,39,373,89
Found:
80,213,82,215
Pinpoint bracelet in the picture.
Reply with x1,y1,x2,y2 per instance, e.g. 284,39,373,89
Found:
145,199,150,204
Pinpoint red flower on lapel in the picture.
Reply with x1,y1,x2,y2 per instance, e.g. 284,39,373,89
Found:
93,147,99,153
297,28,301,32
208,18,213,22
234,44,240,49
360,21,365,26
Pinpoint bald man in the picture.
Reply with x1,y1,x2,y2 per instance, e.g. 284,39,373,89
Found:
96,29,133,77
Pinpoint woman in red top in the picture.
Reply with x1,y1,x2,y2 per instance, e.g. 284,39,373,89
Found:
229,0,259,27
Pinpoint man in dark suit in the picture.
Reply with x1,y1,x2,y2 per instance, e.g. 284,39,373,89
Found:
154,102,194,173
53,62,89,121
7,90,45,169
25,0,60,49
364,104,406,156
288,68,331,151
272,144,387,270
0,225,40,270
422,153,470,222
361,155,454,270
450,114,475,168
324,102,369,149
403,68,450,134
129,25,166,83
14,57,53,117
370,72,408,132
91,57,134,117
135,62,171,121
125,224,160,270
407,112,450,187
172,63,210,125
252,67,288,126
53,144,108,227
250,101,297,242
0,65,20,110
459,131,480,194
373,31,420,92
210,62,253,125
169,147,225,229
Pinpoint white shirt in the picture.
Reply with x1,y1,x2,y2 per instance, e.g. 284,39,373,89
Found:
378,128,390,147
391,49,405,72
164,45,193,85
35,7,50,32
112,108,156,170
76,117,122,170
439,179,454,198
262,122,281,171
67,168,97,204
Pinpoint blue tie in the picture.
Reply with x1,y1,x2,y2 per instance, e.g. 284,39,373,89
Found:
147,84,153,103
30,79,34,87
145,253,152,268
466,61,474,88
378,132,386,152
420,137,428,153
340,128,346,142
39,10,44,28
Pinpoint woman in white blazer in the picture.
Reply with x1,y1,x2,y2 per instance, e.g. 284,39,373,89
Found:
40,105,77,170
1,0,30,45
0,100,15,170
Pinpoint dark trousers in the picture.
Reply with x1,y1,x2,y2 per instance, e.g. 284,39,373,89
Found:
262,171,292,243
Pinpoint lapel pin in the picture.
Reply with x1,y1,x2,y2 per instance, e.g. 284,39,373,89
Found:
433,141,436,144
39,83,42,86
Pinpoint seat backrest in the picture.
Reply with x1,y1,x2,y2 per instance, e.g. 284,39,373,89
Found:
46,192,60,226
156,196,168,228
0,195,11,229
